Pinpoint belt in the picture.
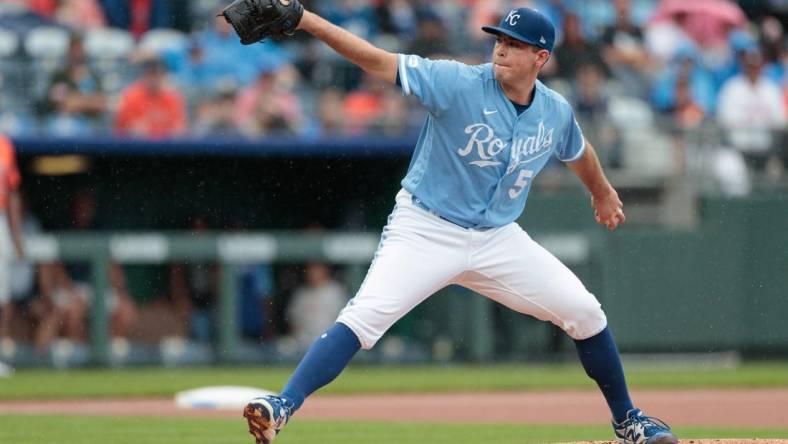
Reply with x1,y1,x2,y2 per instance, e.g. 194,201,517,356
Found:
411,195,487,230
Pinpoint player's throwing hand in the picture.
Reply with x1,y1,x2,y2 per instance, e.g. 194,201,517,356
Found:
592,188,625,231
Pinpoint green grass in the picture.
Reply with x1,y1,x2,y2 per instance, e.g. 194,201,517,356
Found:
2,363,788,400
1,416,787,444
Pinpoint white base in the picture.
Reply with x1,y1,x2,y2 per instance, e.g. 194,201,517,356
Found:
174,386,275,410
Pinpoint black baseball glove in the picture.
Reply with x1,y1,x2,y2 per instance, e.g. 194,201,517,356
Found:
220,0,304,45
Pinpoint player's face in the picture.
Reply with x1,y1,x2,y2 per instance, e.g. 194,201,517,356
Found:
492,35,549,82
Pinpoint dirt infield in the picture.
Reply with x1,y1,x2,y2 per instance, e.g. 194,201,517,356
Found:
2,388,788,430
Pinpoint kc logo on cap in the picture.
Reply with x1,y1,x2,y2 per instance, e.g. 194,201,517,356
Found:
481,7,556,52
505,10,520,26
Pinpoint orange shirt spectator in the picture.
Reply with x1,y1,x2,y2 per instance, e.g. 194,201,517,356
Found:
0,135,21,212
114,59,187,139
343,91,383,134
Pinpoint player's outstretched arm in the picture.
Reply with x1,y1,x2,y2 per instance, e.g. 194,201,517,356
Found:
297,11,398,84
566,139,626,231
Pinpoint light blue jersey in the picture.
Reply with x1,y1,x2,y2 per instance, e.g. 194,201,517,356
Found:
398,54,586,229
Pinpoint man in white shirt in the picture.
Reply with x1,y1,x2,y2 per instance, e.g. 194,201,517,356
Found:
717,50,786,153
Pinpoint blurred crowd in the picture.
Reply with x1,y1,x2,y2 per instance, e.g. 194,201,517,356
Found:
0,0,784,144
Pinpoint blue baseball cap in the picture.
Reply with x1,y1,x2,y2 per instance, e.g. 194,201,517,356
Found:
482,8,556,53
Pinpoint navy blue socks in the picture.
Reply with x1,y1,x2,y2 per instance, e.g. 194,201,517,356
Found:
278,322,632,421
280,322,361,411
573,326,634,423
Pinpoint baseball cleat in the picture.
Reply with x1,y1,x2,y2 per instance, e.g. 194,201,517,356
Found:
612,408,678,444
243,395,293,444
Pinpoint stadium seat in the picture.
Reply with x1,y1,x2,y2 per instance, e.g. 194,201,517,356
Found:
23,26,69,60
84,28,135,60
138,28,188,54
84,28,135,94
608,96,655,129
0,28,19,58
608,96,674,178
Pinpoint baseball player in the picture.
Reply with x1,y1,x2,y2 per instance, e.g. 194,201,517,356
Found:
0,134,25,358
219,2,678,444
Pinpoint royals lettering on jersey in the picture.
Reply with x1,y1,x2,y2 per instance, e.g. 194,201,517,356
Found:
397,54,585,228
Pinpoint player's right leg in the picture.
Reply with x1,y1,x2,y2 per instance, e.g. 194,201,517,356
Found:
244,189,468,444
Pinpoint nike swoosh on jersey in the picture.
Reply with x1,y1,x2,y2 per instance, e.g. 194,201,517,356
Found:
483,108,498,115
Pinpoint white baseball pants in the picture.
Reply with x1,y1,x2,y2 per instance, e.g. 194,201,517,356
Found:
337,189,607,349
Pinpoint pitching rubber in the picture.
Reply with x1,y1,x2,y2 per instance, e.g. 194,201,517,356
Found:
243,399,277,444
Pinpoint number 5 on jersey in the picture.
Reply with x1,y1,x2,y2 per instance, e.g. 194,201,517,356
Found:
509,169,534,199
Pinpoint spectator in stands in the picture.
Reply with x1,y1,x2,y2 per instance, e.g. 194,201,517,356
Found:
39,33,108,137
169,216,218,342
342,72,408,134
57,0,106,29
650,0,747,89
375,88,410,135
757,16,785,86
235,60,303,136
571,63,621,168
373,0,417,41
114,57,188,139
100,0,174,38
186,14,287,89
192,84,242,137
0,134,25,360
172,39,220,97
645,9,693,68
652,44,716,115
21,0,105,28
602,0,650,97
320,0,378,42
405,8,454,58
286,262,346,349
552,13,606,81
315,87,346,135
671,77,706,129
717,49,786,156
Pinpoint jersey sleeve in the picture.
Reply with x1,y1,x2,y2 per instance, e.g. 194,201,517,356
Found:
397,54,468,116
555,111,586,162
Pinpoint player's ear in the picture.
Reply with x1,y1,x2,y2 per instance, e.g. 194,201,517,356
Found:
535,49,550,69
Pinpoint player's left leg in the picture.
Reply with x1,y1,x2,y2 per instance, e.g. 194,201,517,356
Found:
457,223,677,444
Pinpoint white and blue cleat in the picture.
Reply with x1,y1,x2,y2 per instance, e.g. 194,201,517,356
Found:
613,408,678,444
243,395,293,444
